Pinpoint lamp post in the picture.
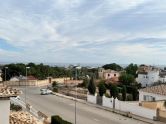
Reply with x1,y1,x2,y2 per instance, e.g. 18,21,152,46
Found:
4,67,8,86
74,66,81,124
25,67,30,105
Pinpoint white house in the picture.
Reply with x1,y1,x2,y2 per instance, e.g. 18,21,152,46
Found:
0,86,20,124
139,84,166,102
136,65,162,87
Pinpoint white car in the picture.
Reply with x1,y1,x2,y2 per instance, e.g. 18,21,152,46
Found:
40,89,52,95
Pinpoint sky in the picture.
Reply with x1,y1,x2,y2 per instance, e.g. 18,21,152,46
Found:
0,0,166,65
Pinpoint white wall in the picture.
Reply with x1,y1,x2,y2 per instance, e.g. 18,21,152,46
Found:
102,96,114,108
87,94,97,104
115,99,156,120
0,99,10,124
136,71,159,87
139,91,166,102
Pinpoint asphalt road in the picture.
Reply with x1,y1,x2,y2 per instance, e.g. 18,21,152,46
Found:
18,86,147,124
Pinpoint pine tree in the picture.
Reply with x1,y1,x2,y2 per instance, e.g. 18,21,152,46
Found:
98,82,106,96
122,85,127,101
88,76,96,95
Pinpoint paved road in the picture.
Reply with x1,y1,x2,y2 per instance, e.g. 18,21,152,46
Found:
18,86,147,124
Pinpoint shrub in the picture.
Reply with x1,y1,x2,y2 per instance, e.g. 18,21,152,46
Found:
110,85,118,98
10,103,22,111
126,94,133,101
105,92,111,98
52,81,58,87
53,87,58,93
118,94,123,101
51,115,72,124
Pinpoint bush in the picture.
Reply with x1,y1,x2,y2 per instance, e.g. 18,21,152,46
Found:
52,81,58,87
53,87,58,93
105,92,111,98
10,103,22,111
118,94,123,101
51,115,72,124
110,85,118,98
126,94,133,101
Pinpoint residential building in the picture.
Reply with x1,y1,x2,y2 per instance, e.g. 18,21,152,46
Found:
139,84,166,102
159,70,166,83
98,68,120,80
136,65,160,87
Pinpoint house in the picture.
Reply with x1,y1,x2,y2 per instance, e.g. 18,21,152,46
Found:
98,68,120,80
136,65,160,87
10,76,20,82
139,84,166,102
0,86,20,124
159,70,166,83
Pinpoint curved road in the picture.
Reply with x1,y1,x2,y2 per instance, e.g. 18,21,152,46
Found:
18,87,147,124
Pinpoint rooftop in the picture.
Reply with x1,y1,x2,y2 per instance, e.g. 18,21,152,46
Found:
0,86,21,98
10,111,42,124
140,84,166,96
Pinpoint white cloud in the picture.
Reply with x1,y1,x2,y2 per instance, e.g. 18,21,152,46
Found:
0,0,166,64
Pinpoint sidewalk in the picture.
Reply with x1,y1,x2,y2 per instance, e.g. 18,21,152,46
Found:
52,92,165,124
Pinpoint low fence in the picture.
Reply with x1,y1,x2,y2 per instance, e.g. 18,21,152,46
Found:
102,96,114,108
115,99,157,120
87,95,157,120
4,77,71,87
10,97,47,121
87,94,97,104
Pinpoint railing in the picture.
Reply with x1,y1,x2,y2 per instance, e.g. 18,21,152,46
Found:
10,97,47,121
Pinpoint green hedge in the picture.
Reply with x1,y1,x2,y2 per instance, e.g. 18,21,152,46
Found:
51,115,72,124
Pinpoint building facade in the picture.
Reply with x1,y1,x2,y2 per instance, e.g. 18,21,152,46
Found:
136,65,166,87
139,84,166,102
98,68,120,80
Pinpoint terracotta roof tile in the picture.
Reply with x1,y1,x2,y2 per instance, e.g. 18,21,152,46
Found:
140,84,166,96
0,86,21,98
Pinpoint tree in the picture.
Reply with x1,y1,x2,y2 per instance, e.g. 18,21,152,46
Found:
132,86,138,101
122,85,127,101
119,73,135,86
125,63,138,77
88,76,96,95
110,85,118,98
98,82,106,96
102,63,123,71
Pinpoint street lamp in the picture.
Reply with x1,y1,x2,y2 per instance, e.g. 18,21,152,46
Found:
25,67,30,105
4,67,8,86
74,66,81,124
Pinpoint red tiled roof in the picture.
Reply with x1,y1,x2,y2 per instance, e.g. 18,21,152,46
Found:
140,84,166,96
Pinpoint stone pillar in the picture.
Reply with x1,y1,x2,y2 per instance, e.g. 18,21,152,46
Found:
0,97,10,124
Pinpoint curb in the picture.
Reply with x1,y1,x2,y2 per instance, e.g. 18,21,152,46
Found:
52,92,164,124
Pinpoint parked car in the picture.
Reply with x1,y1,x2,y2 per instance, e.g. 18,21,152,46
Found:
40,89,52,95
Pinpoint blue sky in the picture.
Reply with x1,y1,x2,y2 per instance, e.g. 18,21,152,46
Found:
0,0,166,65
